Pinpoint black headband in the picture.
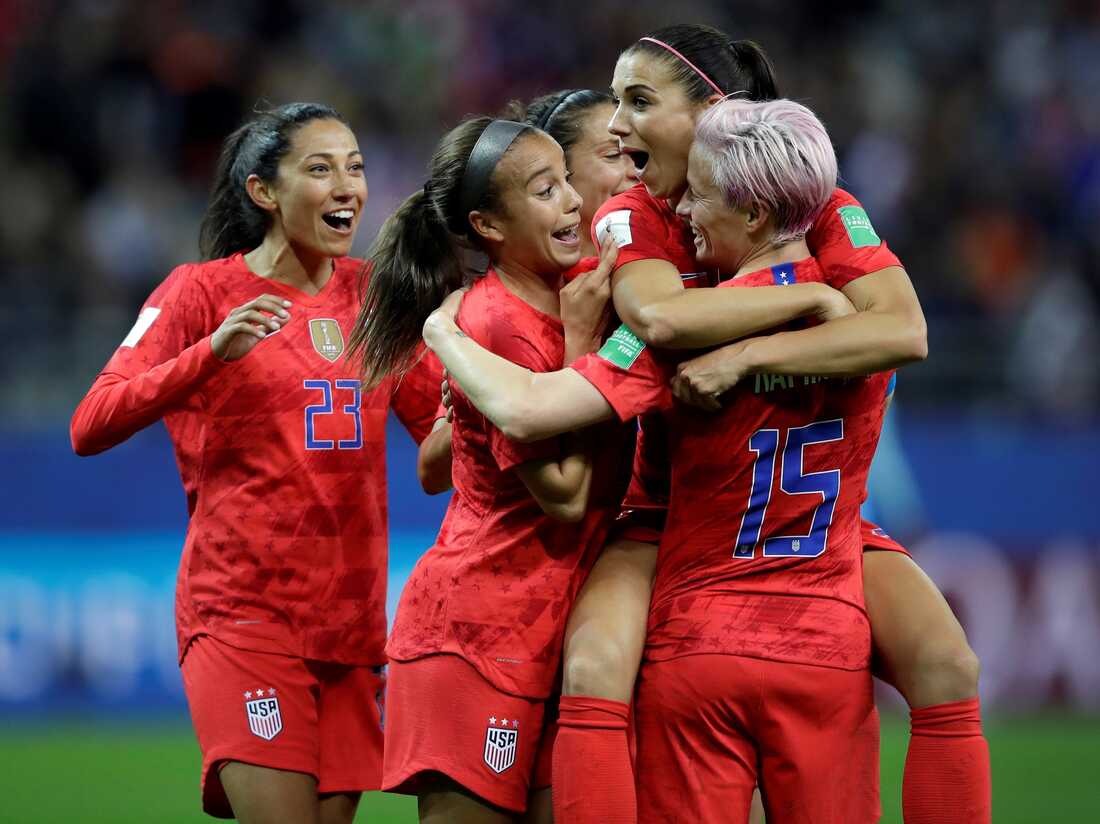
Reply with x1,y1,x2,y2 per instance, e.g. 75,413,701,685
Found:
458,119,528,219
535,90,583,132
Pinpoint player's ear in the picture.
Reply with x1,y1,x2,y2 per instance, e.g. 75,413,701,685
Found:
246,174,278,213
468,210,505,244
744,202,770,234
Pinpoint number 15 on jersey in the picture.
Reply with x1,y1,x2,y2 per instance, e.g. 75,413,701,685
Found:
733,419,843,560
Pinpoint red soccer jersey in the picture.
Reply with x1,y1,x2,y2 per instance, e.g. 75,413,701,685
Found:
386,267,631,699
71,254,441,666
590,184,901,525
809,188,902,289
572,258,889,671
592,186,708,516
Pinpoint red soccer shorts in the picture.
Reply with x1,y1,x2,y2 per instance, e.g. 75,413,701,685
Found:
861,517,912,557
633,654,879,824
181,634,385,818
532,700,558,791
382,653,555,813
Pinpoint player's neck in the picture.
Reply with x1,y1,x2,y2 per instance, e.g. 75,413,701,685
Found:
492,258,561,319
578,218,596,258
245,235,334,295
732,238,811,279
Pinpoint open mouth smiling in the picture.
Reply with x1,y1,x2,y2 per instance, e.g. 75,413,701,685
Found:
322,209,355,231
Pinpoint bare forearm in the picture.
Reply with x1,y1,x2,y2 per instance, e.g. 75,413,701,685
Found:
532,438,594,522
417,420,453,494
742,310,926,377
634,282,830,349
424,314,613,442
424,315,543,436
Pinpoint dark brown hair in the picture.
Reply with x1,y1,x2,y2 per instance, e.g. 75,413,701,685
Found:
502,89,613,160
624,24,779,103
199,102,346,260
348,116,535,385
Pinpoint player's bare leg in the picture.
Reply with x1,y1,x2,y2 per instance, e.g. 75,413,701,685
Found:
521,786,553,824
864,550,991,823
562,539,656,703
418,774,517,823
318,792,360,824
865,551,979,706
554,538,657,824
219,762,321,824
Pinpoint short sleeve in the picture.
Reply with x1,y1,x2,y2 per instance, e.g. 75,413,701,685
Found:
570,324,673,422
592,192,676,268
808,189,903,290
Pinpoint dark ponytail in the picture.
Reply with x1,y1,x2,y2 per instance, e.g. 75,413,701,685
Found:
625,24,780,104
199,102,345,261
348,116,534,386
729,40,780,102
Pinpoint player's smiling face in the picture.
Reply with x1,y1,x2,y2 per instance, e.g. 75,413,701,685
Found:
263,118,367,260
609,53,703,204
565,102,638,237
675,144,754,270
474,132,583,277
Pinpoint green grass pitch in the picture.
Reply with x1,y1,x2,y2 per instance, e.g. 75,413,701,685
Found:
3,713,1097,822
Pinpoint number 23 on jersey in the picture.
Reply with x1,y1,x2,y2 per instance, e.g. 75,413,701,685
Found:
303,379,362,450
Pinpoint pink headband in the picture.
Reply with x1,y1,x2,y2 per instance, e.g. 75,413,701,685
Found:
639,36,725,97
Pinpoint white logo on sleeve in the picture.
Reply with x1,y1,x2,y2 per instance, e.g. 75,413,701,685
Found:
120,307,161,348
595,209,633,248
244,687,282,740
483,715,519,773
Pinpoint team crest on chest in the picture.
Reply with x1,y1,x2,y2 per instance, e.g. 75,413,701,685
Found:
309,318,344,362
483,715,519,774
244,687,282,740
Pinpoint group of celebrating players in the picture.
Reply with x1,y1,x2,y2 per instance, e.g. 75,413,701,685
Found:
71,21,992,824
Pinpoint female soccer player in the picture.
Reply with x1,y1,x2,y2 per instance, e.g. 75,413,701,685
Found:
415,89,638,497
506,89,639,261
70,103,442,823
424,95,888,822
350,116,629,823
427,24,988,824
598,25,988,824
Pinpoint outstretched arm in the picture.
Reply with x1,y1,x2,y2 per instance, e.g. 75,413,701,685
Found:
672,267,927,405
736,266,926,374
423,310,614,443
613,258,851,349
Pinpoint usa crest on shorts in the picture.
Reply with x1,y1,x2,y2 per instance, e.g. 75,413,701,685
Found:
244,688,282,740
483,716,519,774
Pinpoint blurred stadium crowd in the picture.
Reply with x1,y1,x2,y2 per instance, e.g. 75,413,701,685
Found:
1,0,1098,423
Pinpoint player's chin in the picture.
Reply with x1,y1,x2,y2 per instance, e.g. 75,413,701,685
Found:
640,165,674,200
551,244,582,270
323,232,356,257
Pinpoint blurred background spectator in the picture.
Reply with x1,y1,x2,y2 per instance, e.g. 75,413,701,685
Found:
1,0,1098,420
1,2,1097,821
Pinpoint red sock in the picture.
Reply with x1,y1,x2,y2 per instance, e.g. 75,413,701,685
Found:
552,696,636,824
904,697,992,824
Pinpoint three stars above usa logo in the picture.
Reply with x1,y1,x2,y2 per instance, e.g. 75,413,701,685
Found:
244,687,282,740
483,715,519,774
